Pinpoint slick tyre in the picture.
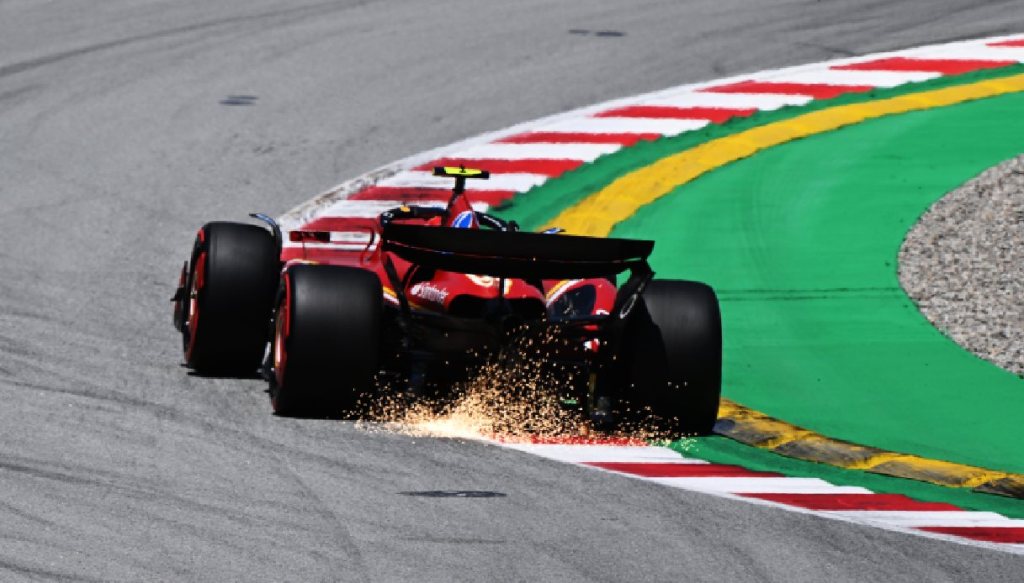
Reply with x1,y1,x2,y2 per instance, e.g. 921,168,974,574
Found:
182,222,279,374
270,264,381,417
619,279,722,435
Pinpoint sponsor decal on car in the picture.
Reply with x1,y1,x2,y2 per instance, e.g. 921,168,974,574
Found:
452,210,475,229
545,279,582,304
410,282,450,304
465,274,514,293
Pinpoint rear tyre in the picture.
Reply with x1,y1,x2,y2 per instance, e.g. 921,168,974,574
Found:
618,279,722,436
270,264,381,417
182,222,279,374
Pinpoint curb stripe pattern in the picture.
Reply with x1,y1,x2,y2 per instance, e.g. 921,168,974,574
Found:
762,68,940,87
276,35,1024,552
499,441,1024,552
544,72,1024,236
834,57,1017,74
700,80,876,99
497,131,661,145
716,401,1024,499
541,66,1024,497
417,158,584,177
279,36,1024,235
595,105,758,123
353,186,514,205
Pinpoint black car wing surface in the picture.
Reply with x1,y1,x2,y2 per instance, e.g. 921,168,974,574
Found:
382,224,654,280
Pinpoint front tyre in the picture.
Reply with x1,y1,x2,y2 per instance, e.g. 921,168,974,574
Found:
619,279,722,435
181,222,279,374
270,264,381,417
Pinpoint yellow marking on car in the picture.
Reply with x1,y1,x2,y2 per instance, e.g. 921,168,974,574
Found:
544,279,575,300
436,166,489,178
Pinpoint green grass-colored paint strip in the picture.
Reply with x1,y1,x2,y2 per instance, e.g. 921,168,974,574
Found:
613,91,1024,474
493,60,1024,504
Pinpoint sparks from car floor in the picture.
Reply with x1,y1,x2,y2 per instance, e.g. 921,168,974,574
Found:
172,166,722,439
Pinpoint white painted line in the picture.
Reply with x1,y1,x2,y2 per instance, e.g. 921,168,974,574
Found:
902,45,1024,63
760,69,940,88
502,444,705,464
646,476,873,494
375,170,546,192
629,91,812,111
441,142,621,161
534,116,710,136
319,199,489,218
825,511,1024,528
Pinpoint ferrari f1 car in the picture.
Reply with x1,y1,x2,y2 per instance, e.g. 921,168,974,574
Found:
172,167,722,435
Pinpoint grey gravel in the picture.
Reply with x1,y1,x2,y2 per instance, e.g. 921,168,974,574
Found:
899,155,1024,376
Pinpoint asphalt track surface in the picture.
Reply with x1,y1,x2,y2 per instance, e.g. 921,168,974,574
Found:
2,1,1024,581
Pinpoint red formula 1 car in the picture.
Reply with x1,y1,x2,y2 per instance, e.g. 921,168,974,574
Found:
172,167,722,434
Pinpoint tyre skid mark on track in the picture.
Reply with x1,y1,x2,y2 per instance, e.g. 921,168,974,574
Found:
269,455,372,578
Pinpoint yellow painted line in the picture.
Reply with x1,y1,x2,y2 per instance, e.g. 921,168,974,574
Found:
549,73,1024,498
547,73,1024,237
717,399,1024,496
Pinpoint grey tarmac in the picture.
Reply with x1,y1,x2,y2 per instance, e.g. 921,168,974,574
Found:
1,1,1023,580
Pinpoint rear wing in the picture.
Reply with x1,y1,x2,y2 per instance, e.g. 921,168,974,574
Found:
382,223,653,280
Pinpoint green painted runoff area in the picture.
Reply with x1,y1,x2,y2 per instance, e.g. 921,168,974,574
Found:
496,67,1024,498
612,92,1024,475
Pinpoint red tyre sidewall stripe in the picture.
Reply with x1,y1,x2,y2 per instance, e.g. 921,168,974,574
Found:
173,262,187,326
272,272,293,409
185,249,206,363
